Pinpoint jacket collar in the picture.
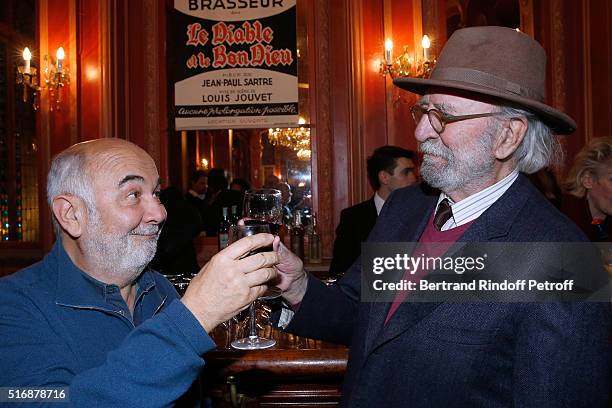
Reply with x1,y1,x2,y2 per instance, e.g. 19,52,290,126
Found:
459,173,531,242
366,174,533,353
52,240,156,311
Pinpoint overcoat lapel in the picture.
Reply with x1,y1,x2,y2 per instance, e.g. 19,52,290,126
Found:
366,175,532,354
363,190,436,354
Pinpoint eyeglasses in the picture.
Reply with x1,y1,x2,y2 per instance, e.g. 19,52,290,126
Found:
410,105,503,134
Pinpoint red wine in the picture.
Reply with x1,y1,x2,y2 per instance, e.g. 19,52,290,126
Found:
243,219,281,235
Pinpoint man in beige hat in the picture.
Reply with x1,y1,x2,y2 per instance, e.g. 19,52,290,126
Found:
272,26,609,406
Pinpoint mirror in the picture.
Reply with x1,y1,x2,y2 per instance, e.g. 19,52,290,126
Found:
166,0,313,230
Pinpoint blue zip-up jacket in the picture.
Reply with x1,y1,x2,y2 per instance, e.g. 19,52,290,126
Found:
0,241,216,407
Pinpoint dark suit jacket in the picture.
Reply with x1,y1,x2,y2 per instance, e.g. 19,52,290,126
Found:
150,187,202,275
562,194,610,242
287,175,610,407
185,193,209,234
329,198,378,277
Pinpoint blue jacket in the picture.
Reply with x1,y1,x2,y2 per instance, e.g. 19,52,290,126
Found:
0,241,215,407
287,175,610,407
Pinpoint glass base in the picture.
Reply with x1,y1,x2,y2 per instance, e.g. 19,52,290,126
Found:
231,336,276,350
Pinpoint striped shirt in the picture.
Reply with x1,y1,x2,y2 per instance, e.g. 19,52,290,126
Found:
437,170,519,231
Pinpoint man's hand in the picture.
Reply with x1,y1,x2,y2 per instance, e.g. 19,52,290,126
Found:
272,237,308,305
181,233,278,332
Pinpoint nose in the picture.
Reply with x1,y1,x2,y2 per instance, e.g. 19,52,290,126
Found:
143,195,167,225
414,114,439,144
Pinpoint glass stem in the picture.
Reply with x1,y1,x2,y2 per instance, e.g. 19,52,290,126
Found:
248,301,258,342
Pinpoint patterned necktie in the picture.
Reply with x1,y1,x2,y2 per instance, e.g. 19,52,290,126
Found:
433,198,453,231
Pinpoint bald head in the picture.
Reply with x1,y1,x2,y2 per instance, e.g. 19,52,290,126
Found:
47,138,157,233
48,138,166,285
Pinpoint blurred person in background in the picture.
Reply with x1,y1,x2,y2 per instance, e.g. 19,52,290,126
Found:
203,168,242,235
329,145,417,276
150,186,201,276
263,173,280,188
230,177,251,194
185,170,209,233
275,181,293,225
564,137,612,241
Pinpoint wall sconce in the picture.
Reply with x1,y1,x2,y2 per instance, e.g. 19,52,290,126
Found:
16,46,70,111
380,35,436,79
200,158,209,170
16,48,39,107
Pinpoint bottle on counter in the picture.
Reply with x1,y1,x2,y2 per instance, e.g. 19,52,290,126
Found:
303,216,311,262
218,207,230,251
282,219,291,249
290,211,304,260
229,205,239,226
308,213,322,264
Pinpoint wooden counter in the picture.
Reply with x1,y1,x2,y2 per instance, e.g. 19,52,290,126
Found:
202,323,348,407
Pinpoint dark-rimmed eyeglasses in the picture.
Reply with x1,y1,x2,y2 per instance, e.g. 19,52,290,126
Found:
410,105,503,134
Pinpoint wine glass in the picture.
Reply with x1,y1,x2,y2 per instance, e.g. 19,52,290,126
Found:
243,189,283,235
243,189,283,299
229,223,277,350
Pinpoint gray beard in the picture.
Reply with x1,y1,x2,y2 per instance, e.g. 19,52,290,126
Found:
419,122,498,193
81,209,160,282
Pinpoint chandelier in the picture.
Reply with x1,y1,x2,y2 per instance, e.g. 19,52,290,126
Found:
268,117,311,161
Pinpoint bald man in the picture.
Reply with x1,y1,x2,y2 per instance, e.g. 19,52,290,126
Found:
0,139,278,406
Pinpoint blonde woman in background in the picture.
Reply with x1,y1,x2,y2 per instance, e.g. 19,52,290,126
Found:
564,137,612,241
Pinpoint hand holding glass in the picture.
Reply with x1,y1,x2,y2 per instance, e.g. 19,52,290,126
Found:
229,223,277,350
242,188,283,299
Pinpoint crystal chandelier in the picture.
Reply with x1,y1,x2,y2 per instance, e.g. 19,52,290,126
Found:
268,117,311,161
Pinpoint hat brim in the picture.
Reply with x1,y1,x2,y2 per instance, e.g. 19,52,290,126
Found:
393,77,576,135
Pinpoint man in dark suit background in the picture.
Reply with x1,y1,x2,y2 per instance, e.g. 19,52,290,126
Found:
185,170,209,231
271,26,610,407
329,146,417,277
202,168,243,236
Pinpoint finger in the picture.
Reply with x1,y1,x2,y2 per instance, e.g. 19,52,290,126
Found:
243,267,277,288
241,286,269,305
237,218,246,226
272,235,281,251
251,285,269,300
276,240,292,259
223,233,275,260
237,250,279,271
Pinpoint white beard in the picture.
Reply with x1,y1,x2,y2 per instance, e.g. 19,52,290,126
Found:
419,121,499,193
80,208,160,282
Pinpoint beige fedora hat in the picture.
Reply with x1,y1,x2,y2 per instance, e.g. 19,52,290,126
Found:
394,26,576,134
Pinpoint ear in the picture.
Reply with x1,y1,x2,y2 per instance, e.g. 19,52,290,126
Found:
378,170,391,186
51,195,87,239
493,117,528,161
581,172,595,189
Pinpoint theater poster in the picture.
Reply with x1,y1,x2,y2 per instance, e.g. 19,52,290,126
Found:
172,0,298,130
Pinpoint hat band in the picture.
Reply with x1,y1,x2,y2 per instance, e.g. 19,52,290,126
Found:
431,67,544,102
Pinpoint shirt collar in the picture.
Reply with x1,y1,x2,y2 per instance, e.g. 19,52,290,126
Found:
374,192,385,215
436,170,519,230
53,240,156,310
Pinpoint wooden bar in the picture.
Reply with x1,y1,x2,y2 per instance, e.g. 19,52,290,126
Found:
202,325,348,406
